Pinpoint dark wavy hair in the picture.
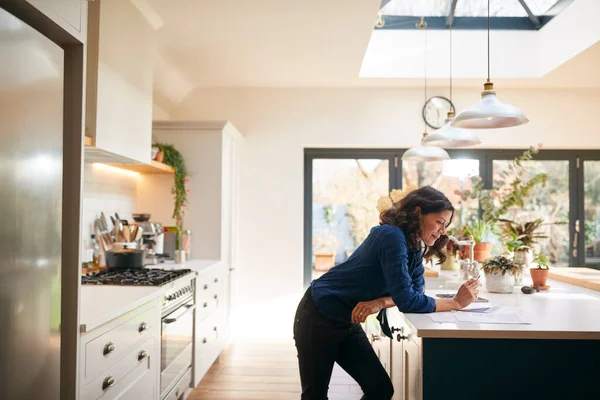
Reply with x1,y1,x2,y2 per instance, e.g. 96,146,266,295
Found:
379,186,454,263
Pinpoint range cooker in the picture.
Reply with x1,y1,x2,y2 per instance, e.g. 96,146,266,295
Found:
82,268,196,400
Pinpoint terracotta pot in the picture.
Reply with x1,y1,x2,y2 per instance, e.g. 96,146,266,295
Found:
530,268,549,286
314,251,336,272
155,151,164,162
473,242,493,262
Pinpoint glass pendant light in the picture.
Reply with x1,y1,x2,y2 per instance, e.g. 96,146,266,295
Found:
423,20,481,147
451,0,529,129
402,19,450,162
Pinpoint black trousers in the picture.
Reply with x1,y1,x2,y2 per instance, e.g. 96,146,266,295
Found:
293,287,394,400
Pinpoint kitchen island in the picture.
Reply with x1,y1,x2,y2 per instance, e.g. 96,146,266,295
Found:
383,272,600,400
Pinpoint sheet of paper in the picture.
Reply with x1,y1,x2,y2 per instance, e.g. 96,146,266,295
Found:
454,312,530,324
429,313,457,323
459,302,493,313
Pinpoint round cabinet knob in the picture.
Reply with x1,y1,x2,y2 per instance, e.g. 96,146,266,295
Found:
138,350,148,361
213,294,218,300
390,326,402,334
204,284,208,290
203,302,208,308
202,338,207,344
213,326,217,331
102,376,115,391
138,322,148,332
214,278,218,283
103,342,115,356
396,333,408,342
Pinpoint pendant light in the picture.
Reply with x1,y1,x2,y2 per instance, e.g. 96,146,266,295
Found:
402,19,450,162
451,0,529,129
423,18,481,147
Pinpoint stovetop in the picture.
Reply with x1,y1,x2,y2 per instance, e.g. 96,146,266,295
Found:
82,268,192,286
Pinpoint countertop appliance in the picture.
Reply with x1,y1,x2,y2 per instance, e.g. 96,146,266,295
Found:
82,268,196,399
0,8,65,400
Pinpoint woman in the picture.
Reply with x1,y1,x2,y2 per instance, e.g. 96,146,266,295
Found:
293,186,479,400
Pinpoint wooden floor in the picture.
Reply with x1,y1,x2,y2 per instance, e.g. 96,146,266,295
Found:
188,339,363,400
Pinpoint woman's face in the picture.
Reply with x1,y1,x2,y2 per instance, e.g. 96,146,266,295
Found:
420,210,452,246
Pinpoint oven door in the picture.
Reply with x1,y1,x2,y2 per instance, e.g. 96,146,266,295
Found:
161,298,195,397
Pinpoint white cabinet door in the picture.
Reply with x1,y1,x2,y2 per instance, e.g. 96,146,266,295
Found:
403,336,422,400
226,137,241,321
390,331,404,400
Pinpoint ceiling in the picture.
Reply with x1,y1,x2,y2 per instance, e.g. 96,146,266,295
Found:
140,0,599,110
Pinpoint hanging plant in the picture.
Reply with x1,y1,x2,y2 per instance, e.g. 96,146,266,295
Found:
154,142,188,248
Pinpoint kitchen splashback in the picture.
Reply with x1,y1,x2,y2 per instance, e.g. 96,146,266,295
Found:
81,163,138,253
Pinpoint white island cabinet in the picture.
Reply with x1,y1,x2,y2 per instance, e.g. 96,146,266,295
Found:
79,286,163,400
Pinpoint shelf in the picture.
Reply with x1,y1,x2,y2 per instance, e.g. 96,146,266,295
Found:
106,160,175,175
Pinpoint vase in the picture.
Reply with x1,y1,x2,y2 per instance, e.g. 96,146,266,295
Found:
473,242,493,262
441,254,460,271
530,268,549,286
485,271,515,293
514,249,533,285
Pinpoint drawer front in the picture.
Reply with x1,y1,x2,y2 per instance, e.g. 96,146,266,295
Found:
194,311,225,384
84,305,158,382
163,368,192,400
82,336,155,400
196,267,225,320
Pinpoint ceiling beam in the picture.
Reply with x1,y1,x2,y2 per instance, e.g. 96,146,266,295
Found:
518,0,541,28
446,0,458,27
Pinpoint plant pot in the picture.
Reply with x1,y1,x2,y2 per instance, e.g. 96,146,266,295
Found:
485,271,515,294
155,151,164,163
473,242,493,262
530,268,549,286
513,249,533,285
441,254,460,271
314,251,336,271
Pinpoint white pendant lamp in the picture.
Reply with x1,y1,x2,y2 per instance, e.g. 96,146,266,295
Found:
451,0,529,129
423,20,481,148
402,132,451,161
403,18,450,162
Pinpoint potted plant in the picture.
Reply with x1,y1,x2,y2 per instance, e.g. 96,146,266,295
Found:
463,219,495,262
504,231,530,285
481,256,521,294
530,252,550,287
313,233,339,271
499,218,547,264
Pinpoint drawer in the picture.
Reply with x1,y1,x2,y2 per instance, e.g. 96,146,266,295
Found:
196,268,225,321
84,305,158,382
163,368,192,400
82,336,155,400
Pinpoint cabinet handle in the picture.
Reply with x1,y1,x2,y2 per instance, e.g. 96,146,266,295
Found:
103,342,115,356
396,333,408,342
138,350,148,361
391,326,402,333
213,326,217,331
370,334,380,342
102,376,115,390
203,284,208,290
203,302,208,308
213,294,218,300
138,322,148,332
214,278,218,283
202,338,207,344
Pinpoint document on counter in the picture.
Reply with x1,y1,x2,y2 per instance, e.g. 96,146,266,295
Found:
429,306,530,324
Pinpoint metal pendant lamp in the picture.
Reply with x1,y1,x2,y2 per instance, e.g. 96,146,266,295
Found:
423,21,481,148
402,18,450,162
451,0,529,129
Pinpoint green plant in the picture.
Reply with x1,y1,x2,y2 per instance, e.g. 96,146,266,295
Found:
498,218,548,248
505,232,528,253
481,255,522,276
323,204,335,225
455,145,548,222
532,252,550,270
154,142,188,248
463,219,494,243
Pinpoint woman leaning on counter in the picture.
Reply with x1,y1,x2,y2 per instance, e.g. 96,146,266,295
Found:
293,186,479,400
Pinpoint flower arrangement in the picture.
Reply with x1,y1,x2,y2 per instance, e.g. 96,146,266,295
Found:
376,185,418,213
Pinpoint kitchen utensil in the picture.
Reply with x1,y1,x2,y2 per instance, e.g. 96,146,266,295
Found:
105,248,145,269
100,212,109,232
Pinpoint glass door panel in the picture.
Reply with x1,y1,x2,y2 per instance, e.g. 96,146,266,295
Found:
312,159,390,279
584,161,600,268
493,160,570,266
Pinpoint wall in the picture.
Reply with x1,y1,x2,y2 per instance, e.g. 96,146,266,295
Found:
81,163,138,256
166,86,600,308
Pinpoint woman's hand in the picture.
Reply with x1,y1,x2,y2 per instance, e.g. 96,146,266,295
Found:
351,298,386,323
453,278,480,309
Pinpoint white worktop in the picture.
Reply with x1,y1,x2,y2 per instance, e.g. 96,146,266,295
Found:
79,259,224,333
80,285,163,333
388,271,600,340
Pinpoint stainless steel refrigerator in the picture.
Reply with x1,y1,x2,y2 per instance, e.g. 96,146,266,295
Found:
0,7,64,400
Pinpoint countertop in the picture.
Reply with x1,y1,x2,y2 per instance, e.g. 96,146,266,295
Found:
79,259,224,333
388,271,600,340
80,285,163,333
548,267,600,292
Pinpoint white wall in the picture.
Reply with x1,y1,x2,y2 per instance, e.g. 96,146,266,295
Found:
81,164,139,256
166,86,600,307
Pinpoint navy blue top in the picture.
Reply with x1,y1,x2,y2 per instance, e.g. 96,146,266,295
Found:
311,224,436,325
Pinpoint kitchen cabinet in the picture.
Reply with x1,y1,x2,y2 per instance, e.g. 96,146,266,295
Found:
79,297,161,400
25,0,87,43
85,0,155,164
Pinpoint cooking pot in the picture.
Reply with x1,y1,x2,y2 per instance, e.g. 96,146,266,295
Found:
106,248,145,269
